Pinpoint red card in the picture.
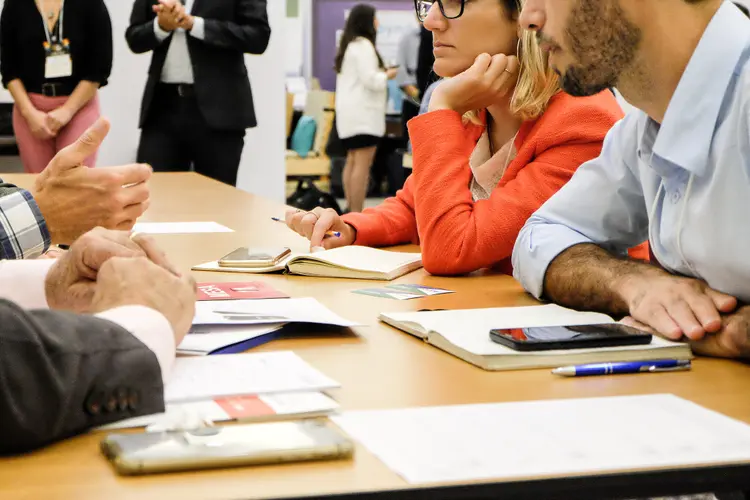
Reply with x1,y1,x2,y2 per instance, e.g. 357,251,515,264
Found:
215,395,276,419
196,282,289,301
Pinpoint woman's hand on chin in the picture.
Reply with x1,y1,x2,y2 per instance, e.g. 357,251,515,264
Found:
428,53,520,115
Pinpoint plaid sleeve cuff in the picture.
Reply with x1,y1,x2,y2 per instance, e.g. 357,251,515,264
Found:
0,190,51,260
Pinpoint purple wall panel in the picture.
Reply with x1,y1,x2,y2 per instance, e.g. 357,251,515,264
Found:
313,0,413,91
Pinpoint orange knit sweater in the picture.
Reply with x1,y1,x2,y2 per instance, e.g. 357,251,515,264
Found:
342,91,648,276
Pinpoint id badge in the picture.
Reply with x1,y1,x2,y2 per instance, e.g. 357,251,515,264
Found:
44,42,72,79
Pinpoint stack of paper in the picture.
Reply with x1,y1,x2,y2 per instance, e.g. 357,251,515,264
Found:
164,351,340,403
182,298,359,354
333,394,750,484
100,391,340,430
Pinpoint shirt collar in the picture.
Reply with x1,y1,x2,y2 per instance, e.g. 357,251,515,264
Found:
649,1,750,176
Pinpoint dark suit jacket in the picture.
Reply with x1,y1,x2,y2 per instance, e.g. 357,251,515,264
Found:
125,0,271,131
0,178,21,198
0,299,164,454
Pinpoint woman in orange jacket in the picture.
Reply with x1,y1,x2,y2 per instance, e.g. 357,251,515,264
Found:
286,0,647,276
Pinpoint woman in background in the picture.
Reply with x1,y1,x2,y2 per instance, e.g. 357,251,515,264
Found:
287,0,648,275
0,0,112,173
334,4,398,213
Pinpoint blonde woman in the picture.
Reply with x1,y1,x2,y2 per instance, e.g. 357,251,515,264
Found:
287,0,647,275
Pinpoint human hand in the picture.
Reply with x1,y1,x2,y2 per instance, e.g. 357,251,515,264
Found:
45,228,153,312
428,53,520,115
153,0,184,31
24,108,56,140
31,117,152,244
46,106,74,133
690,306,750,360
615,273,738,341
386,67,399,80
90,256,197,345
285,207,357,251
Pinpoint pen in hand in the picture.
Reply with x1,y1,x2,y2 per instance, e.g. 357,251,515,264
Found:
552,359,692,377
271,217,341,238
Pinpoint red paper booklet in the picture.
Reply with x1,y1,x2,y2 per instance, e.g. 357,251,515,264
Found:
196,282,289,301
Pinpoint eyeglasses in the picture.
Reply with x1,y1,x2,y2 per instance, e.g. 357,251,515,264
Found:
413,0,466,22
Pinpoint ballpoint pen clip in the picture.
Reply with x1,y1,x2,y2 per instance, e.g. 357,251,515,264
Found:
648,365,692,373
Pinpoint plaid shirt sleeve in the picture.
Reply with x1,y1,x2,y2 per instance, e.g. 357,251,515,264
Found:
0,186,51,260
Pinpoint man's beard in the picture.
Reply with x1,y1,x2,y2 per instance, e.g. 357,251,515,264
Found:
560,0,642,97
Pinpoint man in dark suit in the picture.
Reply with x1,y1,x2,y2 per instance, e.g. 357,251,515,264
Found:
0,228,196,454
125,0,271,186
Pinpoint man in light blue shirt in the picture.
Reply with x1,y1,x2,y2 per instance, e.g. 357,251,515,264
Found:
513,0,750,360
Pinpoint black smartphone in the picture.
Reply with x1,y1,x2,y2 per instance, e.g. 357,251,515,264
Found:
489,323,653,352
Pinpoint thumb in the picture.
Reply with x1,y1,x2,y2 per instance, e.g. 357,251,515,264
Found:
50,117,110,171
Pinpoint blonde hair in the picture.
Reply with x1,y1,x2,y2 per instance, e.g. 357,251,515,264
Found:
466,0,560,124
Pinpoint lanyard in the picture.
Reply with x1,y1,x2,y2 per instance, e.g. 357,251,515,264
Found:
38,0,65,45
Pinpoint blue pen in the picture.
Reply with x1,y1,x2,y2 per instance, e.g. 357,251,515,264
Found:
552,359,691,377
271,217,341,238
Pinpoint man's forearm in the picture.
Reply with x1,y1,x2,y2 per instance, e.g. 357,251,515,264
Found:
543,243,663,315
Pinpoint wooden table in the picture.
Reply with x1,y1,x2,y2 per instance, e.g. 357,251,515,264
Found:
1,173,750,500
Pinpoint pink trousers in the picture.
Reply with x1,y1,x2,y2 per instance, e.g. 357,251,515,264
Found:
12,93,101,173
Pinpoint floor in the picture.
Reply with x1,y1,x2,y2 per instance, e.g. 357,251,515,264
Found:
0,155,23,173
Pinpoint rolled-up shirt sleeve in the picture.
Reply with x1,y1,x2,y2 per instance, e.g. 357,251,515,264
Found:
95,306,176,384
0,188,51,260
511,115,650,299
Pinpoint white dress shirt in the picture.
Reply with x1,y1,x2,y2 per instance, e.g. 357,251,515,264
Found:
0,259,176,383
512,2,750,303
153,0,206,84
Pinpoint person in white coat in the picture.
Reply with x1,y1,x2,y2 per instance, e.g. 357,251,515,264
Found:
334,4,398,213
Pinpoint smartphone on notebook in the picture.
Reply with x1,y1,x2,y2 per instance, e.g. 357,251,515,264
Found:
101,420,354,475
218,247,291,268
489,323,653,352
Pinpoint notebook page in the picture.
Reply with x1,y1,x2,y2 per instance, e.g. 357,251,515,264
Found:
333,394,750,484
165,351,340,403
297,247,422,273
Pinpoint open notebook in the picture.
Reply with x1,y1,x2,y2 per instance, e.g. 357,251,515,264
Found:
380,304,692,371
193,246,423,281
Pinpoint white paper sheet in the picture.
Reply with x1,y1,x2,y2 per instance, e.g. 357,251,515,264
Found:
165,351,340,403
333,394,750,484
178,324,287,355
192,297,359,328
133,221,234,234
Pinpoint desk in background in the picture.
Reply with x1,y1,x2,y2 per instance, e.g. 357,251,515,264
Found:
1,172,749,500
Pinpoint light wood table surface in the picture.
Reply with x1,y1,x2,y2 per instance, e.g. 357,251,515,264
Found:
1,173,749,500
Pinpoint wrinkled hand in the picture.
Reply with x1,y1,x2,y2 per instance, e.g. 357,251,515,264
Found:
153,0,185,31
24,108,56,140
616,273,737,341
45,228,151,312
90,256,197,346
285,207,356,251
32,117,152,245
428,53,520,115
691,306,750,360
46,106,74,134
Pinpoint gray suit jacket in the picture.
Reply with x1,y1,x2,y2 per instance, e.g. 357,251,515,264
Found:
0,299,165,454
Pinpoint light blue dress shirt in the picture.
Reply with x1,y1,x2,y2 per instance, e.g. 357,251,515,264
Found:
512,1,750,304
